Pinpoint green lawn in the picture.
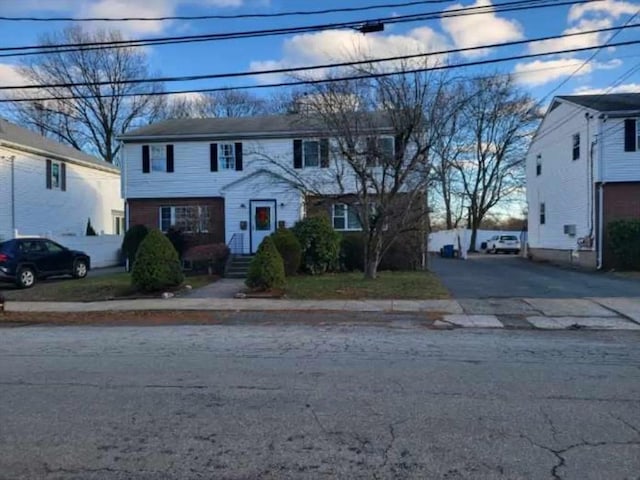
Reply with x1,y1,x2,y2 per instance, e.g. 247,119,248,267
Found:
285,271,450,300
0,273,217,302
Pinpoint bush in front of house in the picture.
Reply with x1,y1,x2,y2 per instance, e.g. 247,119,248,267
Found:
245,236,285,290
165,226,187,259
607,219,640,270
183,243,230,275
292,216,341,275
132,229,184,292
85,218,97,236
270,228,302,276
340,233,365,271
122,224,149,271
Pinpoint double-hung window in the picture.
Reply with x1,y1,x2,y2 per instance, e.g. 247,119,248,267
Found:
536,154,542,176
572,133,580,160
218,143,235,170
160,206,210,233
51,162,61,188
332,204,362,231
151,145,167,172
303,140,320,167
540,203,546,225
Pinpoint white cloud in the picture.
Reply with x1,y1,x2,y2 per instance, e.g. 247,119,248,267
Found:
0,63,28,88
440,0,524,57
249,28,450,84
568,0,640,22
528,18,612,55
513,58,623,86
573,83,640,94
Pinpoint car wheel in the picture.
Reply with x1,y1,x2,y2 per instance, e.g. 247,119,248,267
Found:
73,259,88,279
16,266,36,289
491,246,497,254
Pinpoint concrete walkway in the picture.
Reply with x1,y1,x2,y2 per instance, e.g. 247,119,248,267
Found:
185,278,245,299
4,296,640,331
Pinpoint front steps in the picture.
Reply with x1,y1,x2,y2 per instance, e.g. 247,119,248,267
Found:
225,255,254,279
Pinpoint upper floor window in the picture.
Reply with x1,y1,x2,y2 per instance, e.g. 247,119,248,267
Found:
367,136,395,167
332,203,362,231
142,144,174,173
624,118,639,152
218,143,236,170
293,139,329,169
572,133,580,160
536,154,542,176
160,205,210,233
540,202,546,225
46,159,66,191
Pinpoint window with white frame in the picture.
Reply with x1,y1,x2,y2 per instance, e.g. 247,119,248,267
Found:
159,206,210,233
540,202,546,225
303,140,320,167
332,204,362,231
572,133,580,160
112,212,125,235
218,143,235,170
536,154,542,176
50,161,61,188
151,145,167,172
366,136,395,167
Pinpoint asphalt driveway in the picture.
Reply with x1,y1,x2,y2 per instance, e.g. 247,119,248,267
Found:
430,254,640,298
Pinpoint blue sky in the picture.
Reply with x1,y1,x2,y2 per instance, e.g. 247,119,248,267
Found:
0,0,639,103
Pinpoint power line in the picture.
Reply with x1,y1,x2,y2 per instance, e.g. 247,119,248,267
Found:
2,23,638,92
0,0,597,58
3,38,640,104
0,0,455,22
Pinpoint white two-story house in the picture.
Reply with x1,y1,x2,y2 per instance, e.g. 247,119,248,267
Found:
526,93,640,269
119,114,398,254
0,118,124,241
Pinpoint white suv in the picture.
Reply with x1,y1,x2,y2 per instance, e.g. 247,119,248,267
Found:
486,235,520,254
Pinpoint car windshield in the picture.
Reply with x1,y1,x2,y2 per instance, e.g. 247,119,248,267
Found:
500,235,518,241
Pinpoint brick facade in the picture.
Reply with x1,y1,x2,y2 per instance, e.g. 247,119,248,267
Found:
127,197,225,246
602,182,640,269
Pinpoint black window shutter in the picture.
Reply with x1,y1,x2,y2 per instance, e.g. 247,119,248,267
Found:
624,119,637,152
235,142,243,171
60,162,66,191
394,134,403,161
46,159,52,189
166,144,174,173
320,139,329,168
142,145,150,173
210,143,218,171
293,139,302,169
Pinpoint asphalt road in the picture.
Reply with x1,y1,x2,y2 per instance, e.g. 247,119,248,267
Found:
1,323,639,479
430,254,640,298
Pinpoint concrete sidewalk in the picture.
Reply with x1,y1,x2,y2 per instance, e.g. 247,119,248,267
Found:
3,296,640,331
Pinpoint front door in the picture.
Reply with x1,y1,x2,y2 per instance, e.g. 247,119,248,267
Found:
250,200,276,253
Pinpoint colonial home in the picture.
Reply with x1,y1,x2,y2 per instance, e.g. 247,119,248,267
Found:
0,118,124,241
118,114,398,254
526,93,640,269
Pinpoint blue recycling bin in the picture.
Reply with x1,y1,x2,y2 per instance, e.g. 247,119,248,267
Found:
442,244,455,258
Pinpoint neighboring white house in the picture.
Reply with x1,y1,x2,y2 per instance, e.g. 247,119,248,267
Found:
0,118,124,241
118,114,399,254
526,93,640,269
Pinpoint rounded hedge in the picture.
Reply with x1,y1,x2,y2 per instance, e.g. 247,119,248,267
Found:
245,236,285,290
292,215,341,275
122,224,149,271
131,229,184,292
271,228,302,276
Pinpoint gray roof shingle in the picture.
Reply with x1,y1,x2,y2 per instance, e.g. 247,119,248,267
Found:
119,113,393,140
556,93,640,112
0,118,118,172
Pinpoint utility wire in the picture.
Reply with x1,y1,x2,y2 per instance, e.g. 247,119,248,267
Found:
0,0,597,58
3,38,640,104
0,0,456,22
2,23,638,91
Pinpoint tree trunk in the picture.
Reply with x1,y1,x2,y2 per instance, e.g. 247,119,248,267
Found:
364,259,378,280
363,237,381,280
469,219,481,252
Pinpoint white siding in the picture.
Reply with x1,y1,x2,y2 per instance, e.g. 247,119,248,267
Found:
600,117,640,182
526,102,594,250
0,145,123,240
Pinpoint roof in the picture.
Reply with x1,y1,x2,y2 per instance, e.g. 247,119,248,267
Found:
0,118,119,172
119,112,393,141
556,93,640,112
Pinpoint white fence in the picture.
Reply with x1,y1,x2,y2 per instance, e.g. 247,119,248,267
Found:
429,229,525,254
13,230,123,268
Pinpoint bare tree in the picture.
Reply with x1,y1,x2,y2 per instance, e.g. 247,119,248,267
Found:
8,26,163,164
259,61,449,279
159,89,271,119
453,75,537,251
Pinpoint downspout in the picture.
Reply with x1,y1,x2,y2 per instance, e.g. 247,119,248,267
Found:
596,115,606,270
10,155,16,235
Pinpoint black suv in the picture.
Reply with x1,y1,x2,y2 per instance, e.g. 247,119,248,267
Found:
0,238,91,288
